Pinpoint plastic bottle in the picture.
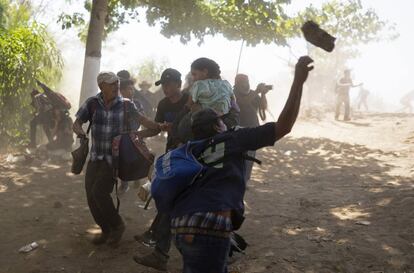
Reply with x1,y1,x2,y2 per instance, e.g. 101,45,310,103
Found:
18,242,39,253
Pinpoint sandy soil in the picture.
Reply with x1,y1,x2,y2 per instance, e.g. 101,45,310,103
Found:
1,112,413,273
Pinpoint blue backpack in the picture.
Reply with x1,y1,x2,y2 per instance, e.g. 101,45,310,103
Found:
150,132,261,214
150,139,207,214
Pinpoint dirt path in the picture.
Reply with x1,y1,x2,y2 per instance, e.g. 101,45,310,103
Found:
1,112,413,273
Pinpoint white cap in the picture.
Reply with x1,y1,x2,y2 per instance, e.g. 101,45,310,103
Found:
97,71,119,85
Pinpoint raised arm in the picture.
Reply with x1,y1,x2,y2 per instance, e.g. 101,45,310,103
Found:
274,56,314,141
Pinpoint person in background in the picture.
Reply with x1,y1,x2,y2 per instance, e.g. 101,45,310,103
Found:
356,84,370,111
400,90,414,113
72,72,161,247
117,70,153,118
233,73,271,181
46,109,74,151
29,89,54,148
335,69,362,121
138,80,157,119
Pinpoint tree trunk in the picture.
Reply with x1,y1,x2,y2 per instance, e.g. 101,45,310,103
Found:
78,0,108,106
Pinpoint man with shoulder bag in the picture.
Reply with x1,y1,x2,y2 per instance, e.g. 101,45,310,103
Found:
72,71,161,247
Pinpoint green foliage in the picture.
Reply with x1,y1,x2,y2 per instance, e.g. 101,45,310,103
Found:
0,3,63,147
58,0,140,42
59,0,394,47
141,0,293,46
60,0,293,45
130,58,168,86
0,0,7,29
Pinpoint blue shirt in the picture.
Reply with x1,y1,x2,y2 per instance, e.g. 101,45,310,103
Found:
76,93,143,164
171,123,277,220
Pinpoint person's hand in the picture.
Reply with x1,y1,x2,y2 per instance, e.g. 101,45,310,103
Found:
159,122,172,132
294,56,314,84
256,83,272,95
256,83,266,93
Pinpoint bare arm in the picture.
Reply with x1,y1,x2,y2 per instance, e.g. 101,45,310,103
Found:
259,93,268,110
72,118,86,137
137,128,161,138
336,81,352,87
137,114,161,130
254,83,270,110
274,56,314,141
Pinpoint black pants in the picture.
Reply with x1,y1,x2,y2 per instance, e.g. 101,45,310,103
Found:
85,160,122,234
30,113,53,146
150,212,171,257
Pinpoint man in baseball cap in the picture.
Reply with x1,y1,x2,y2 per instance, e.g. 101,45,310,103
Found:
97,71,119,85
72,70,162,248
155,68,181,86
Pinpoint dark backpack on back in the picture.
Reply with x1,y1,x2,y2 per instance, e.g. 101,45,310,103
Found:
37,80,71,110
151,130,260,214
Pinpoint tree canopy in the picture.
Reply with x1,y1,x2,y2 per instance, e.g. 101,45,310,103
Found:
59,0,393,46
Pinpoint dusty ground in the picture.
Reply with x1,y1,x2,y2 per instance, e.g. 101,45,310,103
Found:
1,112,413,273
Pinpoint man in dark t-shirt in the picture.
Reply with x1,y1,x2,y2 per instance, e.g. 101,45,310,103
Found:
154,87,189,151
168,56,314,273
134,68,188,271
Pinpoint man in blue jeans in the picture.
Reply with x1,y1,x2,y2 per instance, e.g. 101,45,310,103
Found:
169,56,314,273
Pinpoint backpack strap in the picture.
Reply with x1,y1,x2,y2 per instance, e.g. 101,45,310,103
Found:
122,100,131,133
198,134,262,167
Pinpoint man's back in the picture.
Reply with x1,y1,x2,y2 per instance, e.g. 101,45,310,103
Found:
172,123,277,218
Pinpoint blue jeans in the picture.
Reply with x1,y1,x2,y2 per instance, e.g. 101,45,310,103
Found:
174,234,231,273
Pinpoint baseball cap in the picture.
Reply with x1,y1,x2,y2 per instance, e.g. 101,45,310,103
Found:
97,71,119,85
155,68,181,86
117,70,131,80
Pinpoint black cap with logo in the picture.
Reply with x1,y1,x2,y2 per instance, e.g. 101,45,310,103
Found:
155,68,182,86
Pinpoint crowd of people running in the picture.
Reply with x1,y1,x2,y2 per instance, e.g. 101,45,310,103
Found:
27,55,414,273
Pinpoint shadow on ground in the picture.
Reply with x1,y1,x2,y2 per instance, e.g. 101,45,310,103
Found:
0,136,413,273
238,136,413,273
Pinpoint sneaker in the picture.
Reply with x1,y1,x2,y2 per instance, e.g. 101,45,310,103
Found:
107,222,126,247
134,231,156,248
91,232,110,245
133,251,168,271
